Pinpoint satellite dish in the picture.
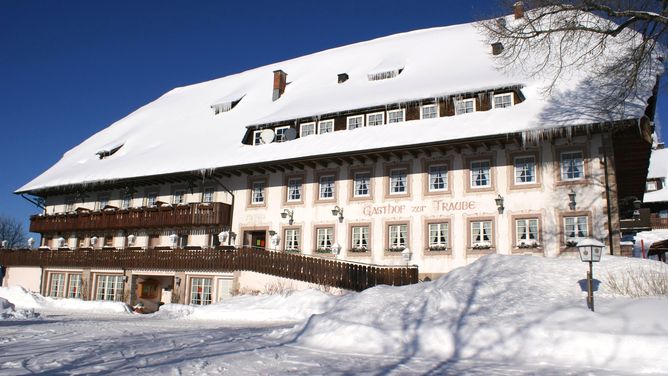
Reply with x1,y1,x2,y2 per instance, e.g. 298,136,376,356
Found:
284,128,297,141
260,129,275,144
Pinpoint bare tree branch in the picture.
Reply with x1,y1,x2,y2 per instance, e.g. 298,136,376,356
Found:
0,215,27,248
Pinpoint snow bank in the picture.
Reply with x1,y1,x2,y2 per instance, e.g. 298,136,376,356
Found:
0,286,131,314
155,289,337,325
281,255,668,373
0,297,39,319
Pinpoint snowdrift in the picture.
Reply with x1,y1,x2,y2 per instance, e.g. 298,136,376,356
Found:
0,297,39,320
0,286,131,314
280,255,668,373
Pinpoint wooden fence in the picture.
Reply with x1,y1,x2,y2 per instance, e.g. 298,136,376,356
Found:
0,248,418,291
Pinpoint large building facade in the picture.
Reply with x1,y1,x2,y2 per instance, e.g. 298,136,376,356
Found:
3,8,660,310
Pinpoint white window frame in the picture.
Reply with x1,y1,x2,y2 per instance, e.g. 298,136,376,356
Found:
275,126,291,142
284,228,300,252
455,98,476,115
561,151,585,181
172,190,186,205
470,160,491,188
318,119,334,134
202,187,215,203
67,274,82,299
420,104,439,119
96,275,124,301
514,156,536,184
49,273,66,298
146,192,158,207
251,181,265,205
515,218,539,246
351,226,369,250
471,221,493,246
347,115,364,130
564,216,588,242
316,227,334,251
389,168,408,195
287,177,302,202
319,175,335,200
190,277,212,305
388,224,408,250
299,122,316,137
387,109,405,123
354,172,371,197
252,130,263,145
428,223,449,249
493,93,514,109
428,164,448,192
366,112,385,126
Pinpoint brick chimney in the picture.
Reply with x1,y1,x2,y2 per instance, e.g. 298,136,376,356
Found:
272,70,287,101
514,1,524,19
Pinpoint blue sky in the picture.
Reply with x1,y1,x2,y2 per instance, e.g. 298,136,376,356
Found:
0,0,664,237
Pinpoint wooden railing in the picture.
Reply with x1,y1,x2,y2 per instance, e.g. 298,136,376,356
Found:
650,217,668,229
0,248,419,291
29,203,231,233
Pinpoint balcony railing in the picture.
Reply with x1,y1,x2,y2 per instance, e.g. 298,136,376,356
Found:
0,248,419,291
30,203,231,233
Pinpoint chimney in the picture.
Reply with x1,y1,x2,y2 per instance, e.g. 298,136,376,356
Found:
513,1,524,19
338,73,349,84
272,70,287,101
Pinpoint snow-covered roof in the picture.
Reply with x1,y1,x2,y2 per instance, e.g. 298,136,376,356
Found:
17,13,662,193
643,148,668,203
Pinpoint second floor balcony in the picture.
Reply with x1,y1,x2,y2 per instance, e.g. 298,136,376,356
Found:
30,202,232,233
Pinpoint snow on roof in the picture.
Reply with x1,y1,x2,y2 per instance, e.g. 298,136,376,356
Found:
643,148,668,203
17,13,663,193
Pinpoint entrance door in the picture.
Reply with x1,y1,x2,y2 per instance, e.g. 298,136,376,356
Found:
244,231,266,249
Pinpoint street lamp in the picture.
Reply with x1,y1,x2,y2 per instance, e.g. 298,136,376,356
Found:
280,209,294,225
494,195,504,214
576,238,604,312
331,206,344,222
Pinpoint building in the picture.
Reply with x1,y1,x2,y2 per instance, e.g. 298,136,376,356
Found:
2,7,662,310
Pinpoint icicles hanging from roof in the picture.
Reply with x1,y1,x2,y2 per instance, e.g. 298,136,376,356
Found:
210,93,246,115
367,67,404,81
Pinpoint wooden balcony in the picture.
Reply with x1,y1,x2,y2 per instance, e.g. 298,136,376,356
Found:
30,203,231,233
0,247,419,291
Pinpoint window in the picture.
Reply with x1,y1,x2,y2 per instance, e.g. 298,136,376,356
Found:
178,234,188,248
253,130,262,145
515,218,539,246
67,274,82,299
471,221,493,247
49,273,65,298
300,122,315,137
64,197,75,212
660,210,668,219
428,165,448,192
319,175,335,200
367,112,384,126
354,172,371,197
493,93,513,108
96,195,109,210
173,190,186,205
455,98,476,115
647,181,658,191
351,226,369,252
287,177,302,202
96,275,124,301
121,194,132,209
514,156,536,184
564,216,588,242
470,160,491,188
347,115,364,130
275,126,291,142
561,151,584,180
284,228,300,252
318,120,334,134
316,227,334,251
146,192,158,207
387,109,405,123
388,224,408,250
190,277,212,305
202,188,214,203
421,104,438,119
428,223,449,250
389,169,407,195
251,181,265,205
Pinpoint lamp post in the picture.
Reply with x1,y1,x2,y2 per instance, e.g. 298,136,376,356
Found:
576,238,604,312
401,247,412,266
331,243,341,258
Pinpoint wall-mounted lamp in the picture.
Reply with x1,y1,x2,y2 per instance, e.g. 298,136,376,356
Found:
495,195,504,214
174,276,181,287
90,236,98,247
123,275,129,283
568,190,577,211
127,234,136,246
331,206,344,222
280,209,294,225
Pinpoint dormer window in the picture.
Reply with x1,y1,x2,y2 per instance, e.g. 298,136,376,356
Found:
455,98,476,115
300,122,316,137
95,143,123,159
421,104,439,119
252,130,263,145
318,120,334,134
275,126,291,142
347,115,364,130
367,112,384,126
388,109,405,123
367,68,403,81
210,95,244,115
493,93,514,109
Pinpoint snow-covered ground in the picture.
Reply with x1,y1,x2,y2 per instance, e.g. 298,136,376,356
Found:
1,254,667,375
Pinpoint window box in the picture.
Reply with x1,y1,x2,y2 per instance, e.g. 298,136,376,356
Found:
517,240,540,249
315,248,332,254
428,245,448,252
386,246,406,252
350,246,368,253
472,241,492,250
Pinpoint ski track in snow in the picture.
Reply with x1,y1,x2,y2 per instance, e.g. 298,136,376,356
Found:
0,311,642,376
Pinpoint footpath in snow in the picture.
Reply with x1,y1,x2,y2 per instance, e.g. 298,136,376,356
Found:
1,254,667,375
